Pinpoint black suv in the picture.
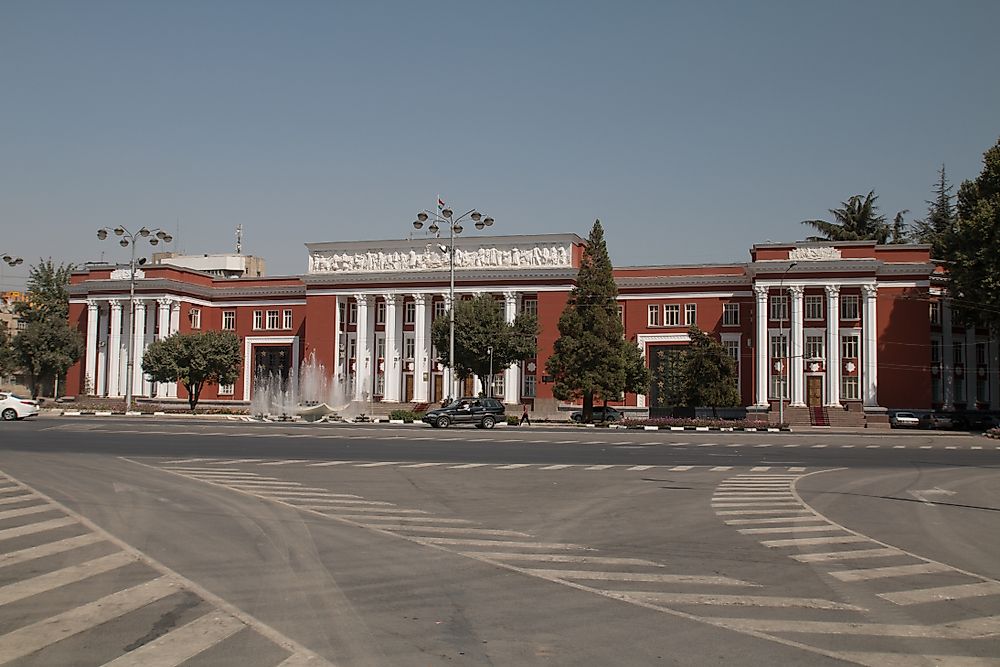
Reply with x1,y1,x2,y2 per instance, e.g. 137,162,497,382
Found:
422,397,506,429
570,406,624,423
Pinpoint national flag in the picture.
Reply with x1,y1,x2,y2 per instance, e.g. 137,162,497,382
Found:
437,197,446,211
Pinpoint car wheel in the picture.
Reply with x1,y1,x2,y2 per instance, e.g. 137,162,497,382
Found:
481,416,495,429
436,416,451,428
1,409,17,422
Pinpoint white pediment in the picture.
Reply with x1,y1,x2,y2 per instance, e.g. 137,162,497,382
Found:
788,246,842,261
308,242,572,274
110,268,144,280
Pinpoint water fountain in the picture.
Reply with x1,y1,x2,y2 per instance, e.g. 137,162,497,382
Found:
250,351,350,421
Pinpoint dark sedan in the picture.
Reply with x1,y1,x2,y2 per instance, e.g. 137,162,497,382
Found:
570,406,624,423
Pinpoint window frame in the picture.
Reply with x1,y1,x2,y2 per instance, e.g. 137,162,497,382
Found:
647,304,661,327
664,304,680,326
283,309,293,330
723,303,740,326
684,303,697,326
188,308,201,330
253,310,263,330
770,295,789,321
841,334,860,359
222,310,236,331
841,295,860,320
804,295,823,321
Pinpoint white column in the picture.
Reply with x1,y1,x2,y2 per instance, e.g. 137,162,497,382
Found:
155,299,172,398
503,291,520,405
331,296,341,388
412,294,430,402
967,327,977,407
85,300,99,396
861,284,879,407
167,302,180,397
942,299,954,409
96,304,108,396
353,294,371,403
107,300,123,398
753,286,769,407
383,294,401,402
789,285,805,407
131,300,146,398
824,286,841,407
990,330,999,411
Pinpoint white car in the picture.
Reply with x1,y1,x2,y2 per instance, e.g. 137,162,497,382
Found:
0,393,40,421
890,411,920,428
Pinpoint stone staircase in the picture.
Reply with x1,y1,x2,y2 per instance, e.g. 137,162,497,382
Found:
780,405,867,428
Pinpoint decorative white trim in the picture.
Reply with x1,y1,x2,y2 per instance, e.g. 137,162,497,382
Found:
305,285,571,297
753,278,928,289
618,291,753,300
636,332,692,354
71,296,306,308
242,335,300,400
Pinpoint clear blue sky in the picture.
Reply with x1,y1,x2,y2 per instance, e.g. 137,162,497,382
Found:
2,1,998,288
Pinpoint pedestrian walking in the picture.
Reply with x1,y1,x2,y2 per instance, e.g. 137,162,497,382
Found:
520,404,531,426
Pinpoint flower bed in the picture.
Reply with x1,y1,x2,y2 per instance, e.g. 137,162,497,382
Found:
617,417,787,430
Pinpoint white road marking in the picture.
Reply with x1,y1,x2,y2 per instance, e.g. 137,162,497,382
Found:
162,458,217,464
276,653,332,667
585,465,616,471
205,459,265,465
738,525,841,535
749,466,772,471
626,466,654,471
880,581,1000,606
830,562,953,582
301,506,427,514
788,467,806,472
448,463,489,469
307,461,353,467
715,509,814,516
0,493,40,505
0,517,78,542
525,569,756,586
538,464,574,470
0,577,179,664
616,590,863,611
326,515,474,524
668,466,694,471
0,550,135,606
0,504,57,520
399,463,449,468
496,464,533,469
100,612,246,667
709,466,733,472
354,462,406,468
260,460,312,466
263,495,393,504
417,537,587,550
791,548,903,562
713,615,1000,639
466,553,666,567
810,445,828,448
761,535,869,548
363,525,532,537
711,502,802,508
725,516,824,525
0,533,106,569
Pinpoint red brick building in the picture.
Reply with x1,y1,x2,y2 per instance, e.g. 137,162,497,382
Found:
64,234,991,423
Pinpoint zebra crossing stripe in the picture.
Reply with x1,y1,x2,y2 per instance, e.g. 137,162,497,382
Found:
668,466,694,472
263,495,393,505
830,562,953,582
0,533,106,569
364,525,531,538
326,515,474,524
0,576,179,664
615,590,863,611
711,502,801,508
100,612,246,667
466,553,666,567
761,535,869,548
416,537,586,550
709,466,733,472
0,504,57,521
713,615,1000,639
725,516,822,525
539,465,574,470
307,461,353,467
354,462,405,467
0,493,39,505
836,651,1000,666
399,463,449,468
738,525,841,535
260,460,312,466
205,459,265,465
299,505,427,514
496,464,532,470
879,581,1000,606
523,569,756,586
0,551,136,606
626,466,654,471
0,517,78,542
715,508,813,516
448,463,489,469
791,548,903,562
585,465,616,471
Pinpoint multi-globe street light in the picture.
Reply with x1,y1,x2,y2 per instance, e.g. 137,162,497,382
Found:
412,204,494,401
97,226,173,409
2,254,24,268
777,261,797,426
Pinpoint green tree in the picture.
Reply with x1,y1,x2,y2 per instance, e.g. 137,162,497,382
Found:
674,326,740,416
546,220,631,422
431,293,538,397
0,327,18,380
912,164,956,257
889,210,910,244
616,336,652,402
802,191,893,243
142,331,241,411
943,137,1000,330
12,260,84,398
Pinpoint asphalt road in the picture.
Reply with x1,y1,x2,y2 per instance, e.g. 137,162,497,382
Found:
0,416,996,666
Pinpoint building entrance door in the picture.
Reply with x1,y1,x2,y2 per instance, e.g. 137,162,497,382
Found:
807,376,823,407
404,375,414,402
433,374,444,403
252,345,292,397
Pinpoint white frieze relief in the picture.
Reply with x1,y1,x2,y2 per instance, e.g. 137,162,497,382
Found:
788,247,842,261
110,268,145,280
308,243,572,274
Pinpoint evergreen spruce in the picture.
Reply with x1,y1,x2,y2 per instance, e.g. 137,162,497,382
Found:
675,326,740,416
912,164,956,257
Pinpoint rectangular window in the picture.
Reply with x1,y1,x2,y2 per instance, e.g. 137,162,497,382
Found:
404,301,416,325
955,377,966,403
841,295,860,320
664,304,680,326
618,305,624,326
841,334,859,359
930,340,941,364
491,375,504,398
805,335,825,360
338,302,346,328
376,337,385,360
841,376,860,400
376,300,386,325
684,303,697,326
976,341,987,365
283,309,293,330
724,339,740,362
770,334,788,362
404,337,415,359
375,372,385,396
348,338,356,359
769,375,787,400
522,299,538,317
253,310,263,330
723,303,740,326
522,368,536,398
348,302,358,325
218,383,234,396
222,311,236,331
266,310,280,330
976,375,988,404
805,295,823,320
953,342,964,365
770,295,789,321
188,308,201,330
929,302,941,325
433,300,446,320
647,305,660,327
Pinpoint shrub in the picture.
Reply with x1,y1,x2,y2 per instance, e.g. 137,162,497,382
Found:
506,415,520,426
389,409,423,423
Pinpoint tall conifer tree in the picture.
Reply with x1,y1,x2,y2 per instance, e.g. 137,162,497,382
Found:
912,164,956,257
547,220,632,422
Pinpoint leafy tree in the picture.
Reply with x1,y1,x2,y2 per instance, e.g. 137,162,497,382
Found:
142,331,241,411
674,326,740,416
802,191,893,243
616,336,652,402
912,164,956,257
546,220,633,422
0,327,18,380
12,260,84,398
430,293,538,397
942,137,1000,330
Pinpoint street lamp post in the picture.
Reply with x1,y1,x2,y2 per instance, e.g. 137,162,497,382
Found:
412,203,494,402
778,261,797,425
97,226,173,409
2,254,24,268
487,345,494,397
